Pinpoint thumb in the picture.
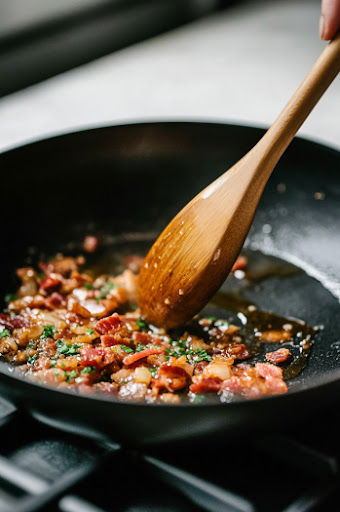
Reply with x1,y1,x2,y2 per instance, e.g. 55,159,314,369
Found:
320,0,340,40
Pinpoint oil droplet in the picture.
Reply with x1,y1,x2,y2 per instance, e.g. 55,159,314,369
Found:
153,263,158,269
213,248,221,262
262,224,272,234
314,191,325,200
164,298,171,305
178,289,184,296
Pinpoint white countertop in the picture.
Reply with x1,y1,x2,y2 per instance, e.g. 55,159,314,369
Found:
0,0,338,152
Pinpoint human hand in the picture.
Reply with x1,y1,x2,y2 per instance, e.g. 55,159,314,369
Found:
320,0,340,39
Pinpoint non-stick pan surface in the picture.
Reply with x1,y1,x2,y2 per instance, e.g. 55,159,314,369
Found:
0,121,340,446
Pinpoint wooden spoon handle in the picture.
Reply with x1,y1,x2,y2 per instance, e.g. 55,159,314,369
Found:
258,33,340,165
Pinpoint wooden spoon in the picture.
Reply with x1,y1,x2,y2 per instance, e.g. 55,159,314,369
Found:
138,34,340,328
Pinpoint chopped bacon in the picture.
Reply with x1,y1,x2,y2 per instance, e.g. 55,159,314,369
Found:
101,334,130,347
95,313,122,334
231,255,248,272
190,377,223,394
265,348,291,364
45,292,66,310
153,364,190,392
80,347,105,368
132,331,153,345
0,314,28,330
40,273,62,292
227,343,250,359
123,346,164,366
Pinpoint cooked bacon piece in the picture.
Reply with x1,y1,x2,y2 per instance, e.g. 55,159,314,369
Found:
227,343,250,359
101,334,130,347
259,329,292,342
154,364,190,392
222,362,287,399
96,313,122,334
190,377,223,394
40,273,62,292
265,348,291,364
80,347,105,368
132,331,153,345
45,292,66,310
0,314,28,330
83,235,99,253
123,346,164,366
231,255,248,272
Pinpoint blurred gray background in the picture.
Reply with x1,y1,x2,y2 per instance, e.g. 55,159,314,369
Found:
0,0,339,151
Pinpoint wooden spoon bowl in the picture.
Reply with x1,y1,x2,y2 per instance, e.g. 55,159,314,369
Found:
138,34,340,328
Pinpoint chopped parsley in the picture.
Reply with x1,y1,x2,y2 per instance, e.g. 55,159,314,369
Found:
120,345,133,353
165,339,212,364
86,329,95,335
83,283,94,290
27,343,34,348
191,394,206,404
54,372,60,377
136,317,149,330
41,324,58,339
4,293,17,303
27,354,38,365
64,370,78,382
208,317,217,323
80,366,96,374
135,343,146,352
96,281,117,300
50,360,56,368
148,367,157,378
0,329,10,338
57,340,81,356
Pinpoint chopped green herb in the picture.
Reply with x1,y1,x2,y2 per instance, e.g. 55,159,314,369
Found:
215,320,229,328
96,281,117,300
80,366,96,374
84,283,94,290
166,339,212,364
136,317,149,330
208,317,217,323
4,293,17,303
86,329,95,335
50,360,56,368
191,394,206,404
27,343,34,348
148,367,157,377
27,355,38,365
65,370,78,382
54,372,60,377
120,345,134,353
57,340,81,356
41,324,58,339
0,329,10,338
135,343,146,352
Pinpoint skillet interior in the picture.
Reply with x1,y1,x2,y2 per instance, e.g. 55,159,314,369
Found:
0,121,340,445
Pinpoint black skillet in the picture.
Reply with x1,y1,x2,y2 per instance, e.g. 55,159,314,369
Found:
0,121,340,446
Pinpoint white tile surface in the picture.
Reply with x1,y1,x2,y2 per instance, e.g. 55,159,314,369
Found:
0,0,338,152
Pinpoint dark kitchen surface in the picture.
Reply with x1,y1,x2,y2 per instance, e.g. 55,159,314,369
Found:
0,0,226,97
0,396,339,512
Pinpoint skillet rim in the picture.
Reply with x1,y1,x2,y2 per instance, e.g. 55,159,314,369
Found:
0,119,339,410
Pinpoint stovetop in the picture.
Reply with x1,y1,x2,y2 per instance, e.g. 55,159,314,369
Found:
0,396,339,512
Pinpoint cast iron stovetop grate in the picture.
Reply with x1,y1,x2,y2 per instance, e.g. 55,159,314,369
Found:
0,396,338,512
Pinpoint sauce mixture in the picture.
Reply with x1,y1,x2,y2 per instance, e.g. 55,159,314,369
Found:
0,241,316,404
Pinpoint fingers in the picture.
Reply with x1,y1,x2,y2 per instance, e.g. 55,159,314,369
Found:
320,0,340,40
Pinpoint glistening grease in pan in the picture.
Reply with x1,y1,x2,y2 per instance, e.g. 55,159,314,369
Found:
0,237,317,404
